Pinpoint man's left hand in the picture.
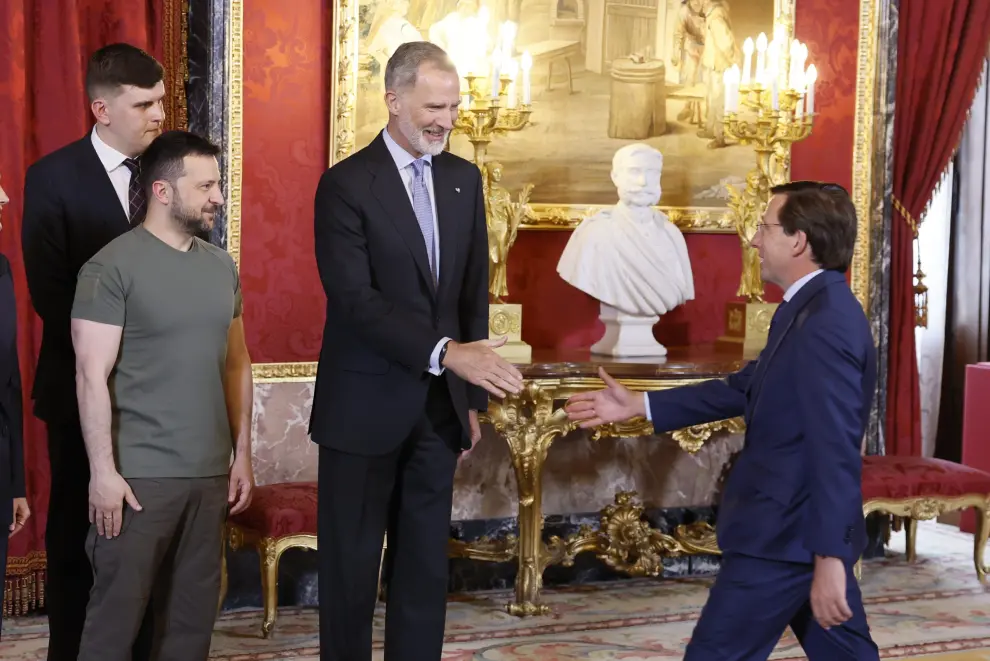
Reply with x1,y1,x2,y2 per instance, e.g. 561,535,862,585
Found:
228,455,255,515
811,556,853,629
459,410,483,465
9,498,30,539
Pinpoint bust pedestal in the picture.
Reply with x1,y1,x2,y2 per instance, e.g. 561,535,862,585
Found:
590,302,667,357
489,303,532,363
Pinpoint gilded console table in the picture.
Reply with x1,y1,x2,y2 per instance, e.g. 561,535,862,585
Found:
449,345,748,616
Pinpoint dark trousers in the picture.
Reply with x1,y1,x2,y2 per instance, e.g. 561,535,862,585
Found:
0,523,7,640
44,421,155,661
318,378,461,661
76,476,228,661
685,553,880,661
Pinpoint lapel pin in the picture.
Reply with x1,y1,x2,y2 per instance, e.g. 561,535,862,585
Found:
455,187,460,193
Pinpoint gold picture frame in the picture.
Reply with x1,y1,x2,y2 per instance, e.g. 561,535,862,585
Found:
237,0,881,380
331,0,798,233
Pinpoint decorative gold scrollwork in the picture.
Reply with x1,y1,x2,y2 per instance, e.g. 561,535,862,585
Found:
545,491,720,578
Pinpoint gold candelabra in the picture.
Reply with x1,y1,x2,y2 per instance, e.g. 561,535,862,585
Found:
717,29,817,354
449,27,536,363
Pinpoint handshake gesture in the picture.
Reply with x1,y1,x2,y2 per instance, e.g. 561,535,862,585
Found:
565,367,645,426
442,336,525,398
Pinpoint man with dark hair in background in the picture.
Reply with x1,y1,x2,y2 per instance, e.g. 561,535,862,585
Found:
71,129,254,661
566,181,880,661
20,42,165,660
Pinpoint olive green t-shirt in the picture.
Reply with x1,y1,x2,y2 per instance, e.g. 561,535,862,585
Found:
71,226,242,478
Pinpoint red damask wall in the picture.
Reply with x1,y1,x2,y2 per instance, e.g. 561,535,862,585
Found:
241,0,861,362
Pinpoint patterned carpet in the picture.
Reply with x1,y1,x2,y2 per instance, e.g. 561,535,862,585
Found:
2,521,988,659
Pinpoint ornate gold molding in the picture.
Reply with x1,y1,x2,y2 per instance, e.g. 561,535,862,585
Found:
226,0,244,270
671,417,746,453
522,205,736,233
546,491,719,578
162,0,190,131
850,0,879,313
589,416,745,453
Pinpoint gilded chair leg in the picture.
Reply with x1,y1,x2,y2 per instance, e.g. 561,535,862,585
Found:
975,504,989,586
259,538,280,638
905,518,918,563
854,558,862,582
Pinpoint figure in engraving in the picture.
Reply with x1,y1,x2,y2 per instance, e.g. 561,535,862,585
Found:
699,0,741,149
556,143,695,356
672,0,707,124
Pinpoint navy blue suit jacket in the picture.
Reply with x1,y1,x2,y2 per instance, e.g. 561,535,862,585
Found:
647,270,876,565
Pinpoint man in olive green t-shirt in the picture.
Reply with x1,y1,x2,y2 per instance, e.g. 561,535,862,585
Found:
70,130,254,661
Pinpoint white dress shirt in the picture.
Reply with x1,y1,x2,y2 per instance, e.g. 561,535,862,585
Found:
90,126,135,219
642,269,825,421
381,128,450,375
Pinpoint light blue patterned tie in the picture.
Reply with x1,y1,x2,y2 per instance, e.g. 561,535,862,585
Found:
409,159,437,284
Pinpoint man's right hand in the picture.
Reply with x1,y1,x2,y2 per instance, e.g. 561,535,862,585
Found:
441,337,524,398
564,367,645,427
89,470,143,539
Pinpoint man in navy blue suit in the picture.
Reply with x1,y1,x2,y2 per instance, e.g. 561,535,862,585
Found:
565,181,880,661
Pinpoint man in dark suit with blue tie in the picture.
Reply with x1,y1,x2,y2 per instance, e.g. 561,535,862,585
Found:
565,181,880,660
311,41,524,660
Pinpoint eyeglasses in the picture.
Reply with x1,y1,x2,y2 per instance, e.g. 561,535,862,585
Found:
756,222,781,232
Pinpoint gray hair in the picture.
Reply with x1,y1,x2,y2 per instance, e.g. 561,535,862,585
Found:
384,41,457,92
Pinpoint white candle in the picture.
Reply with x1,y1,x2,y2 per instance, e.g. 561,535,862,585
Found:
806,64,817,114
521,51,532,105
491,48,502,100
770,71,779,110
506,59,519,108
742,38,753,85
755,33,767,84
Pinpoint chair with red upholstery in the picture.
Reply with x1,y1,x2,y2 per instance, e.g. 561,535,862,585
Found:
859,456,990,584
219,481,385,637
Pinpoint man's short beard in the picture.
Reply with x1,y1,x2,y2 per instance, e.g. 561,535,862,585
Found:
170,191,213,236
399,114,447,156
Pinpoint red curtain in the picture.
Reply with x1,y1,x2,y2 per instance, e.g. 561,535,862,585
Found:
888,0,990,457
0,0,165,615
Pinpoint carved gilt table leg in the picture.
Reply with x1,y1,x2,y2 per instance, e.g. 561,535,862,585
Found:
484,382,574,616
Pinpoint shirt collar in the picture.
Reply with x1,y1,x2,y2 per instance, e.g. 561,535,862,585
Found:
382,126,432,171
783,268,824,302
90,126,130,172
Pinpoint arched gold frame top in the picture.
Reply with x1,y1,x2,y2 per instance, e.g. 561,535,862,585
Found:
228,0,880,380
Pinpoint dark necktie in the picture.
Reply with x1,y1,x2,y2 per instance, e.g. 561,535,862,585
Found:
123,158,147,224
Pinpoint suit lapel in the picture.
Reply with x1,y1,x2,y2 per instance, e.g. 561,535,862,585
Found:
432,154,460,301
745,271,839,420
77,138,130,230
367,136,436,296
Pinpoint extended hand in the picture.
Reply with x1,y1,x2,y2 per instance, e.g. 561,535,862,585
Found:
811,556,853,628
564,367,645,427
89,471,142,539
228,454,255,515
442,337,524,398
9,498,30,539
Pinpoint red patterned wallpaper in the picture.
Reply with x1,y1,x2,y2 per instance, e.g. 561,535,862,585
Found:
240,0,861,362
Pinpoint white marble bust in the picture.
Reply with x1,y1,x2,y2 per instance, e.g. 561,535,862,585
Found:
556,143,695,356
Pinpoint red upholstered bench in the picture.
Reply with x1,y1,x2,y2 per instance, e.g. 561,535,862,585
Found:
220,482,385,638
859,456,990,584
